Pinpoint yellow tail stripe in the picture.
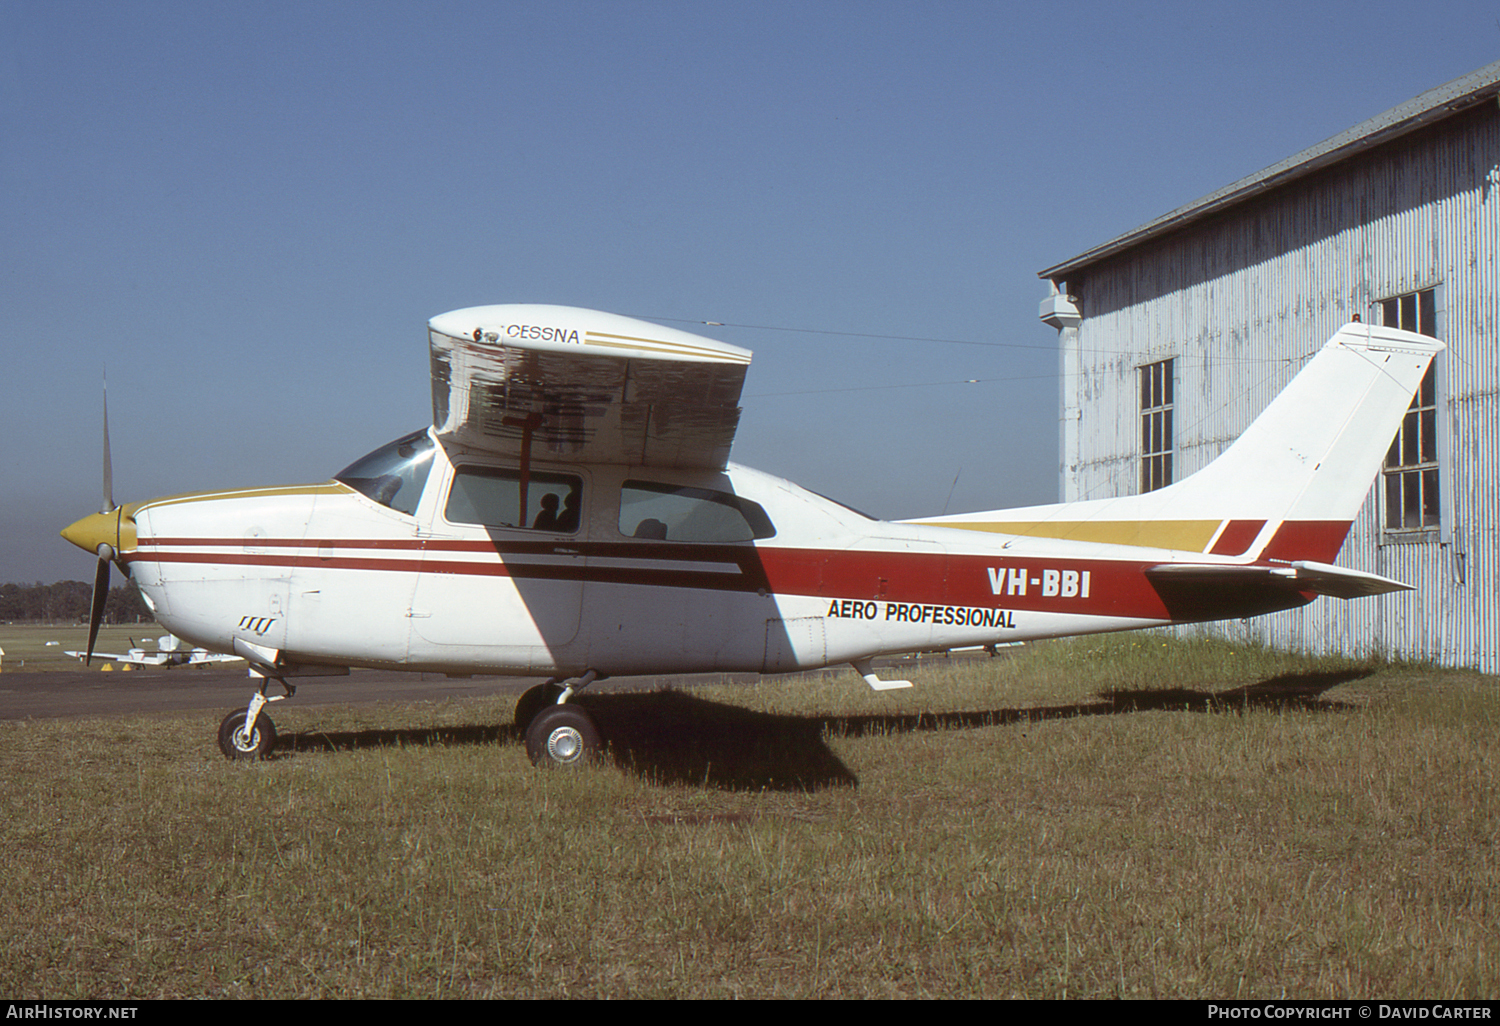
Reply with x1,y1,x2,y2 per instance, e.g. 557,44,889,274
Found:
934,519,1222,552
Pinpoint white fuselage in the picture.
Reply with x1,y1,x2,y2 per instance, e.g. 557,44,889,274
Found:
63,314,1439,702
124,436,1180,679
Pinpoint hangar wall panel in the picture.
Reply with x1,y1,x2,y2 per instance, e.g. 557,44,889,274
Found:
1057,104,1499,673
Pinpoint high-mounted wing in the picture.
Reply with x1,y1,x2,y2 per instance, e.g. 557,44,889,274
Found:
429,305,751,470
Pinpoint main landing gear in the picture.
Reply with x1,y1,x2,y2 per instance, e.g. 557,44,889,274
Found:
214,668,606,767
218,678,295,760
515,670,604,768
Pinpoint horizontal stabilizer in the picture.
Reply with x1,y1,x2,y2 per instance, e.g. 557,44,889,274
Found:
1280,560,1415,599
1146,560,1412,600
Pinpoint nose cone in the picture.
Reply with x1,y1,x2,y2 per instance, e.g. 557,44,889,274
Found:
61,509,121,556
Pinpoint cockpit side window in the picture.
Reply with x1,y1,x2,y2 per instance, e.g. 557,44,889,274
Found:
619,481,775,542
445,466,582,533
334,429,436,516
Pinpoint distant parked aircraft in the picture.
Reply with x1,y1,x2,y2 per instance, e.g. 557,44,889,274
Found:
66,633,244,668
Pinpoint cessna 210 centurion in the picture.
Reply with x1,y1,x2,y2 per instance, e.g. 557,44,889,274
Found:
61,305,1441,767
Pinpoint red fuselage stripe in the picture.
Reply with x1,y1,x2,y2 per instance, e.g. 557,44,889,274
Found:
132,518,1351,622
134,539,1166,618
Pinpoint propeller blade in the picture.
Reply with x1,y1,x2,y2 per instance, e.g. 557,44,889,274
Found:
86,555,110,666
101,373,114,514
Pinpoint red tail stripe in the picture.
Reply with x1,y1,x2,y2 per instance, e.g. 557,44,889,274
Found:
1259,521,1353,563
1209,520,1265,557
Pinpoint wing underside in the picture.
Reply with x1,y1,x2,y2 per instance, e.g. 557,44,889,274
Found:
429,306,750,470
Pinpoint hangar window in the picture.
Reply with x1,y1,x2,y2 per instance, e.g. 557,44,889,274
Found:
1140,358,1174,493
1380,289,1440,533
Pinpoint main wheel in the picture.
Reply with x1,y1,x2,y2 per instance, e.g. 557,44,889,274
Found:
525,704,602,768
218,709,277,761
513,682,565,733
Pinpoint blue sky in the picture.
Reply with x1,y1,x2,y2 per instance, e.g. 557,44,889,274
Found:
4,0,1498,583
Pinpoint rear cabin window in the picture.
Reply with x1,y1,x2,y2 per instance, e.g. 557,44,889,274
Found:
618,481,775,542
445,467,582,533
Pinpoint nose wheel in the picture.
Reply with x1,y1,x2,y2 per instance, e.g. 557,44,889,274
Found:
217,678,294,760
218,708,277,760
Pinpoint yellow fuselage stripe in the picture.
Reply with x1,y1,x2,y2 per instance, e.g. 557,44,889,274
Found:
934,519,1222,552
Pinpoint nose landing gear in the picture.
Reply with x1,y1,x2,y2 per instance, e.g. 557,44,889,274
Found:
217,678,295,761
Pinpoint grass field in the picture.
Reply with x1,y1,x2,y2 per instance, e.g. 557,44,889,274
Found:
2,635,1495,998
0,623,167,673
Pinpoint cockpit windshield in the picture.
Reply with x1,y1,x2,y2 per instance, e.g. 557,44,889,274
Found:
334,428,436,515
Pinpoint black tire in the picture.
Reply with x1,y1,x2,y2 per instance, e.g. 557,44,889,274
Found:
525,704,602,768
513,682,565,733
218,709,277,761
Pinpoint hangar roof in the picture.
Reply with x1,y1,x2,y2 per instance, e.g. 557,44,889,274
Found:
1038,60,1500,283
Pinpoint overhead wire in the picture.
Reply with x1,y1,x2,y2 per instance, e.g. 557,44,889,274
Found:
631,312,1310,425
748,373,1056,398
637,311,1334,505
634,313,1303,365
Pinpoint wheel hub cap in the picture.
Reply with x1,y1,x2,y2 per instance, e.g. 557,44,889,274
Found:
547,726,583,763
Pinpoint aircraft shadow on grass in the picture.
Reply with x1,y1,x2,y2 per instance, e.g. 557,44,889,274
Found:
274,667,1372,792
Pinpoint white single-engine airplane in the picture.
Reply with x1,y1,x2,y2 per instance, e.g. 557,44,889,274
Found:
61,305,1441,766
65,632,244,669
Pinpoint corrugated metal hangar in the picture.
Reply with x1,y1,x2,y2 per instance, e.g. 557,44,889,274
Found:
1038,60,1500,674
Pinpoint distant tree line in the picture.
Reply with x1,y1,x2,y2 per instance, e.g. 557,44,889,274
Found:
0,582,153,624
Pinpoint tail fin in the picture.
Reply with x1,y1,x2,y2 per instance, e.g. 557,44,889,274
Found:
917,322,1444,563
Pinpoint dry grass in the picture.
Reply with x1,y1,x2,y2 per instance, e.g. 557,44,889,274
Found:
2,636,1495,998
